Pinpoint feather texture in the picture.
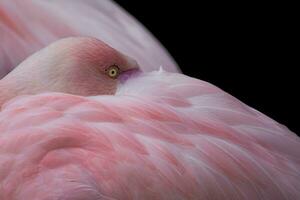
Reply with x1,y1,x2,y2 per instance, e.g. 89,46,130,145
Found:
0,0,178,78
0,71,299,199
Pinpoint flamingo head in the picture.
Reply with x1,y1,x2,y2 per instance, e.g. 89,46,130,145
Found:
0,37,140,105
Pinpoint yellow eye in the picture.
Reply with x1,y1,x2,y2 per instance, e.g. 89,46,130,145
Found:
106,65,120,79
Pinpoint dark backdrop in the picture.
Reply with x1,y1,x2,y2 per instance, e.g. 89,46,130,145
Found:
114,1,298,135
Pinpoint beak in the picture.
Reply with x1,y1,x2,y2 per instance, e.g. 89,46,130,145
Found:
122,54,139,70
119,54,141,83
119,67,141,83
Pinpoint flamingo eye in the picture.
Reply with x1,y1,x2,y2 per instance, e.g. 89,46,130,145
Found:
106,65,120,79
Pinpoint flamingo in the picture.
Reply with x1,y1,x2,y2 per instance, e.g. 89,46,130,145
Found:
0,1,300,200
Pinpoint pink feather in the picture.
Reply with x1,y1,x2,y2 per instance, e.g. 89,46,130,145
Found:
0,71,299,199
0,0,179,78
0,0,299,199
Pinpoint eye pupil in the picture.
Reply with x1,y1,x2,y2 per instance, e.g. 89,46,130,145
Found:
106,65,120,79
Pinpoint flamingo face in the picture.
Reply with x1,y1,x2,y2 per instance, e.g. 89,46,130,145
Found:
0,37,140,107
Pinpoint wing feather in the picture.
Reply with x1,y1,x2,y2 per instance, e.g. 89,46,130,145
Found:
0,71,299,199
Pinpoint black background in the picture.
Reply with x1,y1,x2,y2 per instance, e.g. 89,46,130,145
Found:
114,1,298,135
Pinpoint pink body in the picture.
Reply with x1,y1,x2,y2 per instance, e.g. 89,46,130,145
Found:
0,1,299,199
0,71,299,199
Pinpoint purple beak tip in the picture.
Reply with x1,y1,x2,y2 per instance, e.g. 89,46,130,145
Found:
119,68,142,83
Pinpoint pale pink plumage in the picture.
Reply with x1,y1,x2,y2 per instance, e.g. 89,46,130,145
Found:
0,70,299,199
1,0,300,199
0,0,179,78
